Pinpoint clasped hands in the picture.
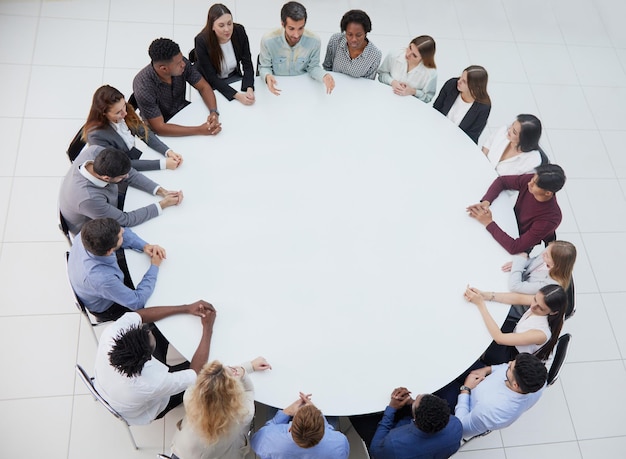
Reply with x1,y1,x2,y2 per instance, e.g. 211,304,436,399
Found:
389,386,413,409
283,391,314,416
466,201,493,226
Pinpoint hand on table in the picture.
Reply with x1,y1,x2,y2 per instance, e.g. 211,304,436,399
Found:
265,75,281,95
251,356,272,372
206,113,222,135
389,386,413,409
165,150,183,169
323,74,335,94
235,89,256,105
466,201,493,226
185,300,215,318
159,190,184,209
464,285,487,307
391,80,415,97
283,392,313,416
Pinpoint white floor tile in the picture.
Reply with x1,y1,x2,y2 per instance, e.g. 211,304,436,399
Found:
173,23,201,59
33,17,107,67
518,44,578,85
0,14,38,65
601,130,626,179
234,0,284,32
560,360,626,439
424,38,470,92
0,315,79,399
102,68,141,99
555,232,598,294
109,0,173,24
454,448,506,458
550,0,612,47
594,0,626,48
565,179,626,232
584,86,626,130
68,394,164,458
500,381,577,446
503,0,564,44
404,0,463,40
15,118,78,177
458,430,503,451
569,46,626,87
454,0,513,42
602,293,626,358
505,441,582,459
0,64,31,117
0,0,41,16
0,178,13,240
0,118,21,177
466,41,527,84
554,190,579,234
564,293,621,362
4,176,65,242
173,0,213,26
105,21,175,69
483,83,539,129
0,396,72,459
547,129,615,179
531,84,595,130
25,65,101,118
40,0,110,20
583,232,626,292
579,436,626,459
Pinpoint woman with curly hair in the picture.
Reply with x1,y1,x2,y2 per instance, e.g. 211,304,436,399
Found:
83,85,183,171
171,357,271,459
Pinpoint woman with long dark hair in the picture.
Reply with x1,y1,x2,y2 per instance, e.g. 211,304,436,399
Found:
464,284,567,364
194,3,255,105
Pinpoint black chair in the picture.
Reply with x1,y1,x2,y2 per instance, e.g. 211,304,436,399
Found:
565,278,576,320
461,429,492,446
128,93,138,110
59,211,73,246
67,125,86,162
547,333,571,386
256,54,260,77
75,364,138,449
188,48,197,63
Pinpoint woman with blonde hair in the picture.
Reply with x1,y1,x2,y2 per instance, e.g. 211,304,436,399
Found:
504,240,577,294
171,357,271,459
433,65,491,143
378,35,437,102
83,85,183,171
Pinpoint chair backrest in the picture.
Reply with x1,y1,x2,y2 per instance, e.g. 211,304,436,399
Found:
547,333,571,386
565,278,576,320
67,125,86,162
188,48,197,63
59,211,73,246
461,429,492,446
75,364,127,422
128,93,138,110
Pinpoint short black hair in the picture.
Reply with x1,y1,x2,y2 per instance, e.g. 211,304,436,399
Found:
413,394,450,434
81,218,121,256
92,148,131,178
535,163,566,193
281,1,307,24
109,324,152,378
148,37,181,63
513,353,547,394
340,9,372,33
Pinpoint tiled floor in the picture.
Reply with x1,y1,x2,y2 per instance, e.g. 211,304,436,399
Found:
1,0,625,457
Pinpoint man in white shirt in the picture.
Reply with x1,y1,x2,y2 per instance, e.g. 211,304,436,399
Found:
94,300,216,425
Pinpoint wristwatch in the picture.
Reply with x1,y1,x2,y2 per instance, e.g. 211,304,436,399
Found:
459,385,472,394
209,109,220,116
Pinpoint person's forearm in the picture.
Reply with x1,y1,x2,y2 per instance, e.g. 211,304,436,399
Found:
137,304,189,323
190,325,213,373
149,121,204,137
199,86,218,112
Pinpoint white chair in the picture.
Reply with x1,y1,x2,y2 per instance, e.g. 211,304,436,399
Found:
75,364,138,450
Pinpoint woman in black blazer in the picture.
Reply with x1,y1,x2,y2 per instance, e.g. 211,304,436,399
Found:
195,4,255,105
433,65,491,144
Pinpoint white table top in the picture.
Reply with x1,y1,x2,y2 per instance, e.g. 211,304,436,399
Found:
125,72,517,415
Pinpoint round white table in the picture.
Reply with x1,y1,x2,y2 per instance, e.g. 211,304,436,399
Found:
125,72,517,415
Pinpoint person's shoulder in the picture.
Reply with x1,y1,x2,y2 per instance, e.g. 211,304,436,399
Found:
262,28,283,41
444,77,459,87
302,29,321,43
134,63,153,82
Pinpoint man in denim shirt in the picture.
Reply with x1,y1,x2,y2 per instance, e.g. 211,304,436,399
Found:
259,1,335,95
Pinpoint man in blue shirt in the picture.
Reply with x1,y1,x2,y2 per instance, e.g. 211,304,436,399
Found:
251,392,349,458
370,390,462,459
258,1,335,95
67,217,165,321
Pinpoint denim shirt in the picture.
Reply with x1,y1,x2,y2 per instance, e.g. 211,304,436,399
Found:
258,28,326,82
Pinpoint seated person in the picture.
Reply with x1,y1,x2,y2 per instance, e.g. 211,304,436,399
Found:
67,218,164,322
59,145,183,236
432,65,491,144
94,300,216,425
133,37,222,136
351,389,462,459
194,3,255,105
449,353,547,439
171,357,272,459
378,35,437,102
322,9,382,80
84,85,183,171
464,284,567,365
258,1,335,95
250,392,349,458
482,114,543,176
466,164,566,254
503,240,577,294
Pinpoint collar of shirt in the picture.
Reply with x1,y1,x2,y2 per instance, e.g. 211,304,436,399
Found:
79,160,108,188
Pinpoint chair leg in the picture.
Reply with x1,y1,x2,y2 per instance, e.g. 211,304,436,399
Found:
124,423,138,450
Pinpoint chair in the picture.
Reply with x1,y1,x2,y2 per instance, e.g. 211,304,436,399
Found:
67,125,86,162
461,430,492,447
157,455,172,459
65,251,109,343
565,278,576,320
128,93,138,110
75,364,138,450
59,211,73,246
188,48,197,63
547,333,571,386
